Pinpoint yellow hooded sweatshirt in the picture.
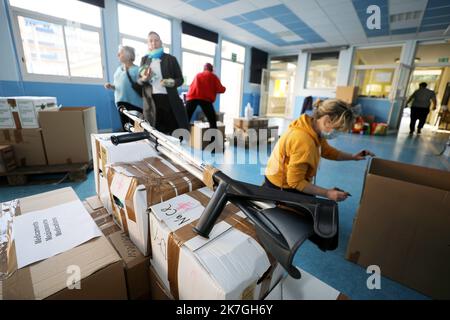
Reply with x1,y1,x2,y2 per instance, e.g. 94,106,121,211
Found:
265,114,340,191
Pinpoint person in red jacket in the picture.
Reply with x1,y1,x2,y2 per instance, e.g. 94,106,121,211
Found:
186,63,226,129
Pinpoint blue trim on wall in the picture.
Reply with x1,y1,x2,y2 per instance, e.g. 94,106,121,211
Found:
0,80,120,131
356,97,391,123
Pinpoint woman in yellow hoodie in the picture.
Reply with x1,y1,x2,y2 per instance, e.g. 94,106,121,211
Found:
264,99,375,202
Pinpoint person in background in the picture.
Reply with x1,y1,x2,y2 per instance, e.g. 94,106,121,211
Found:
406,82,437,135
104,45,143,131
138,31,188,135
185,63,226,130
264,99,375,202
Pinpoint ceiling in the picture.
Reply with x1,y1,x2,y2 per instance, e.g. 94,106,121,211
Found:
130,0,450,54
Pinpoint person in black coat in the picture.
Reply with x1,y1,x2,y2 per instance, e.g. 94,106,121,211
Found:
138,31,189,135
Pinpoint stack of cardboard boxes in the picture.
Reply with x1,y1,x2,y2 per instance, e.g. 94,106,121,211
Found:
0,97,98,169
233,117,278,148
190,121,226,152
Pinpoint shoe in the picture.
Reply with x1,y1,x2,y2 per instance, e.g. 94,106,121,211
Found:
417,130,421,135
409,131,414,135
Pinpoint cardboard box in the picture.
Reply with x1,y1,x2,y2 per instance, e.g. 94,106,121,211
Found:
0,145,16,172
346,158,450,299
40,107,98,165
108,156,204,256
149,187,284,300
149,265,173,300
234,117,269,130
0,129,47,166
190,122,225,151
108,232,150,300
0,98,19,129
83,196,121,237
200,111,225,123
0,187,127,300
336,86,359,105
265,267,348,300
91,133,159,214
5,97,57,129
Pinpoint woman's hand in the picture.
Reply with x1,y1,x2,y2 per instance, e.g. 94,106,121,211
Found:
161,78,175,87
140,66,152,83
326,189,349,202
104,82,114,90
352,149,375,160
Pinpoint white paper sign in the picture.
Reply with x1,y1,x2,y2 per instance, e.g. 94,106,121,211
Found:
151,194,203,231
17,100,38,128
13,200,102,269
0,99,15,128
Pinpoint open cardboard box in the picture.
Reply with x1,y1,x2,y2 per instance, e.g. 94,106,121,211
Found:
346,158,450,299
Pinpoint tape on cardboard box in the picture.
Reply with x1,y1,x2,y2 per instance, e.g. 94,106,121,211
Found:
164,189,277,300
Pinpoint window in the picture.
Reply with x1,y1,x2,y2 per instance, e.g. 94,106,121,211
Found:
182,34,216,86
9,0,101,27
354,69,395,98
118,3,171,64
352,46,402,98
306,52,339,89
221,40,245,63
10,0,104,81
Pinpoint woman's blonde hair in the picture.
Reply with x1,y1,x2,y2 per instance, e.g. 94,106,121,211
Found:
313,99,355,131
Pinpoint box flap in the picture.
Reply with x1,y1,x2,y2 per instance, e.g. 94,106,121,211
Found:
368,158,450,191
193,227,270,294
85,196,103,211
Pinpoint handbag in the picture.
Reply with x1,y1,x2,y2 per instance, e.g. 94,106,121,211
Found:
126,68,143,97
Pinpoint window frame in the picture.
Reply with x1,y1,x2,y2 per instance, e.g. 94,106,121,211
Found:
305,52,340,90
10,6,107,84
117,2,172,59
350,45,404,100
181,34,217,86
220,39,245,65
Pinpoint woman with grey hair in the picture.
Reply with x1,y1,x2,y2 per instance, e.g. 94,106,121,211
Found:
104,45,143,131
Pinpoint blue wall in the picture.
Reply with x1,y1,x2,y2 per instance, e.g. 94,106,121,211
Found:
241,92,261,116
0,80,120,131
356,97,391,123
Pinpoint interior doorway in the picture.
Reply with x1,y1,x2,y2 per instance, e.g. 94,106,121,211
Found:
399,42,450,134
261,56,297,119
220,59,244,134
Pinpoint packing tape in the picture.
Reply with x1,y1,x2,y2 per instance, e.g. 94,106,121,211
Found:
14,131,22,144
2,130,11,143
203,165,219,190
166,190,277,300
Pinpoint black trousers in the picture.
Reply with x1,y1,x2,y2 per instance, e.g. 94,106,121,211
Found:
116,101,142,131
410,107,430,132
263,177,313,197
186,99,217,129
152,94,179,135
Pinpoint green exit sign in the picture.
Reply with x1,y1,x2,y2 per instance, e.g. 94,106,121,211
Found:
438,57,449,63
231,53,237,62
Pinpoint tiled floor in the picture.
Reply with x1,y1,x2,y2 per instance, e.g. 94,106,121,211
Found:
1,117,448,300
